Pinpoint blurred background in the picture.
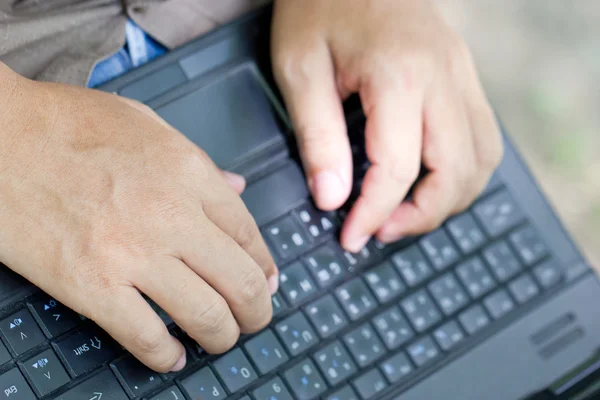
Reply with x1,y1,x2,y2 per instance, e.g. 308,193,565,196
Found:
439,0,600,267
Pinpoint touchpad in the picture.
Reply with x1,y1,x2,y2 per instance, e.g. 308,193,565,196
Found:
154,65,284,170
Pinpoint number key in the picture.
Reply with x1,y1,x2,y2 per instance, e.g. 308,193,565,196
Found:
428,273,469,316
483,241,522,282
343,324,385,368
283,359,327,400
180,367,225,400
372,307,414,350
244,330,289,375
313,341,357,386
509,225,548,266
447,213,487,254
252,377,294,400
401,290,442,333
293,203,338,239
456,257,496,299
212,348,257,393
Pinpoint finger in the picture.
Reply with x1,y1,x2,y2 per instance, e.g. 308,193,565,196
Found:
221,171,246,194
135,257,241,354
91,286,186,373
340,75,424,252
272,31,352,210
377,83,476,241
199,166,278,290
175,216,273,334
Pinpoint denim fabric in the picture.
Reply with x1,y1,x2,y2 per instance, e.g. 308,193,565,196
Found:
87,19,166,88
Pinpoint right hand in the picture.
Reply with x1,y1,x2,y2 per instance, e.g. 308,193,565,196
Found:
0,65,278,372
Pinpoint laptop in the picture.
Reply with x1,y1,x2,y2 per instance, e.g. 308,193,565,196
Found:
1,5,599,400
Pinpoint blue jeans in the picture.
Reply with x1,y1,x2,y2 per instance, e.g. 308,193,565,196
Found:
87,20,167,88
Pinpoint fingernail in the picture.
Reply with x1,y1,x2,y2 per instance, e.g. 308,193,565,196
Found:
268,274,279,295
223,171,246,192
170,352,187,372
346,235,371,253
309,170,346,210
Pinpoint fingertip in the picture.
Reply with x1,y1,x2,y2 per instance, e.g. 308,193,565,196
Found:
268,273,279,295
222,171,246,194
169,349,187,372
308,170,351,211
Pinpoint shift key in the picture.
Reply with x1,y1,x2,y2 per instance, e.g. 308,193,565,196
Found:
55,327,121,377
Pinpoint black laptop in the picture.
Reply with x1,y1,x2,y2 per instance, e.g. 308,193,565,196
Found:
1,6,599,400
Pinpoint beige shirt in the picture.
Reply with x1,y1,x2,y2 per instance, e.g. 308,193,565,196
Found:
0,0,268,85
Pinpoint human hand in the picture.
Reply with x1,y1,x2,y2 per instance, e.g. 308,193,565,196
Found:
271,0,503,251
0,65,278,372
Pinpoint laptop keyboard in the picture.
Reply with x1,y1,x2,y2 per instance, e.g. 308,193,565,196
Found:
0,126,566,400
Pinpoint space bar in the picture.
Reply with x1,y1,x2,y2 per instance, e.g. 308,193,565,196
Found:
241,162,309,226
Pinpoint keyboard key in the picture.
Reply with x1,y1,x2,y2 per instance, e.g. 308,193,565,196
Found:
252,377,293,400
271,293,288,318
459,305,490,335
56,369,127,400
111,355,161,397
0,309,45,356
293,203,338,239
29,295,81,338
391,245,433,287
264,216,311,260
352,368,388,400
0,368,36,400
474,190,524,237
303,244,347,288
283,359,327,400
379,352,413,383
179,367,226,400
343,324,385,368
342,245,377,272
372,307,414,350
21,349,69,397
55,328,121,377
420,229,460,270
509,274,540,304
483,241,522,282
533,260,563,289
363,261,405,303
313,341,357,386
407,336,440,367
428,273,469,316
0,268,27,308
212,348,257,393
149,386,184,400
484,290,515,319
326,386,359,400
509,226,548,266
433,321,465,351
456,257,496,299
305,295,348,339
244,330,289,375
401,290,442,333
279,262,318,306
0,341,9,366
335,278,377,321
275,312,319,356
447,213,487,254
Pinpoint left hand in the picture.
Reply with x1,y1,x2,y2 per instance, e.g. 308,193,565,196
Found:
271,0,503,252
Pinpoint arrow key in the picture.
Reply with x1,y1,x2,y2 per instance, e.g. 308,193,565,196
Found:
21,348,70,397
0,309,45,356
29,295,81,338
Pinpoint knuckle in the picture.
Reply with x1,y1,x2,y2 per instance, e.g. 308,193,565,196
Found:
274,42,322,85
384,157,420,186
131,324,169,355
237,268,269,308
234,219,260,251
192,296,231,337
